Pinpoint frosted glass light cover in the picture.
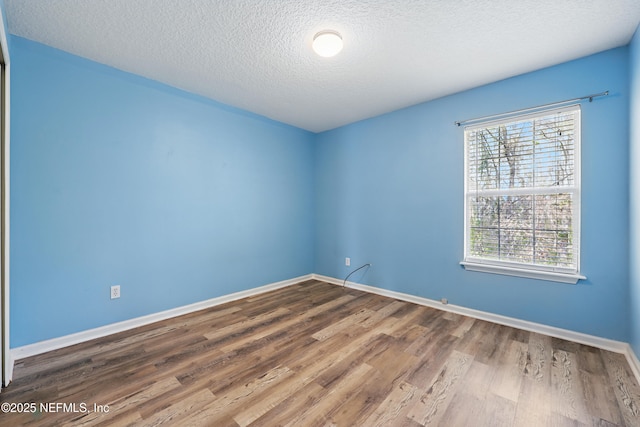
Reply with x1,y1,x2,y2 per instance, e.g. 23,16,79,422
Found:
312,31,343,57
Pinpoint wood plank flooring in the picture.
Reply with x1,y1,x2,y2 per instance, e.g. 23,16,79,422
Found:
1,280,640,426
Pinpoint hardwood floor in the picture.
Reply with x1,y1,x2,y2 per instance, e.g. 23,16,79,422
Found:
1,280,639,426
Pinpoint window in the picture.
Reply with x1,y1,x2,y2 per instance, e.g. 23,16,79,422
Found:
461,105,585,284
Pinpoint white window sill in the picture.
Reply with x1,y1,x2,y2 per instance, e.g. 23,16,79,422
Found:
460,261,586,284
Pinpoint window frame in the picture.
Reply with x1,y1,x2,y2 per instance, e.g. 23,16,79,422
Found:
460,105,586,284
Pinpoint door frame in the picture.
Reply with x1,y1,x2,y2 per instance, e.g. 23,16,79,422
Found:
0,6,11,387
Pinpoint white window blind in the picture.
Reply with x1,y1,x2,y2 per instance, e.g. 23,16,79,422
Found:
462,105,584,283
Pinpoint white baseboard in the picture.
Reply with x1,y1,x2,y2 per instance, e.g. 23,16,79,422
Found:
624,343,640,383
12,274,313,361
11,272,640,387
312,273,632,355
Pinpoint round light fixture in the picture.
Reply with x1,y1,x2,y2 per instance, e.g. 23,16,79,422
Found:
312,30,343,57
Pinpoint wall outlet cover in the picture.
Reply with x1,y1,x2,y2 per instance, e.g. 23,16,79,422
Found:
111,285,121,299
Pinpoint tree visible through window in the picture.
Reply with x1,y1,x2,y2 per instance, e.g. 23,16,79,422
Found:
463,106,581,279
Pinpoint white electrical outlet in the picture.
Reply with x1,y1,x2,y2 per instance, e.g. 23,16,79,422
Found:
345,257,351,266
111,285,121,299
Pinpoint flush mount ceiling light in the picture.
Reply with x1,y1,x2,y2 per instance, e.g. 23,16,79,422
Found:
312,30,343,57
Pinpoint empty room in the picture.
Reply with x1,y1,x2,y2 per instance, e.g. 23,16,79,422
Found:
1,0,640,425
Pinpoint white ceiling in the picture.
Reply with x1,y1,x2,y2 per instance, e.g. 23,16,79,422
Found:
5,0,640,132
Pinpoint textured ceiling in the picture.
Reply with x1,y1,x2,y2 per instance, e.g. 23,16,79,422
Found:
5,0,640,132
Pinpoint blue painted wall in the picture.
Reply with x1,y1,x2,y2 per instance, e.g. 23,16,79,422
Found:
630,25,640,355
10,37,315,347
315,47,631,341
10,34,635,348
